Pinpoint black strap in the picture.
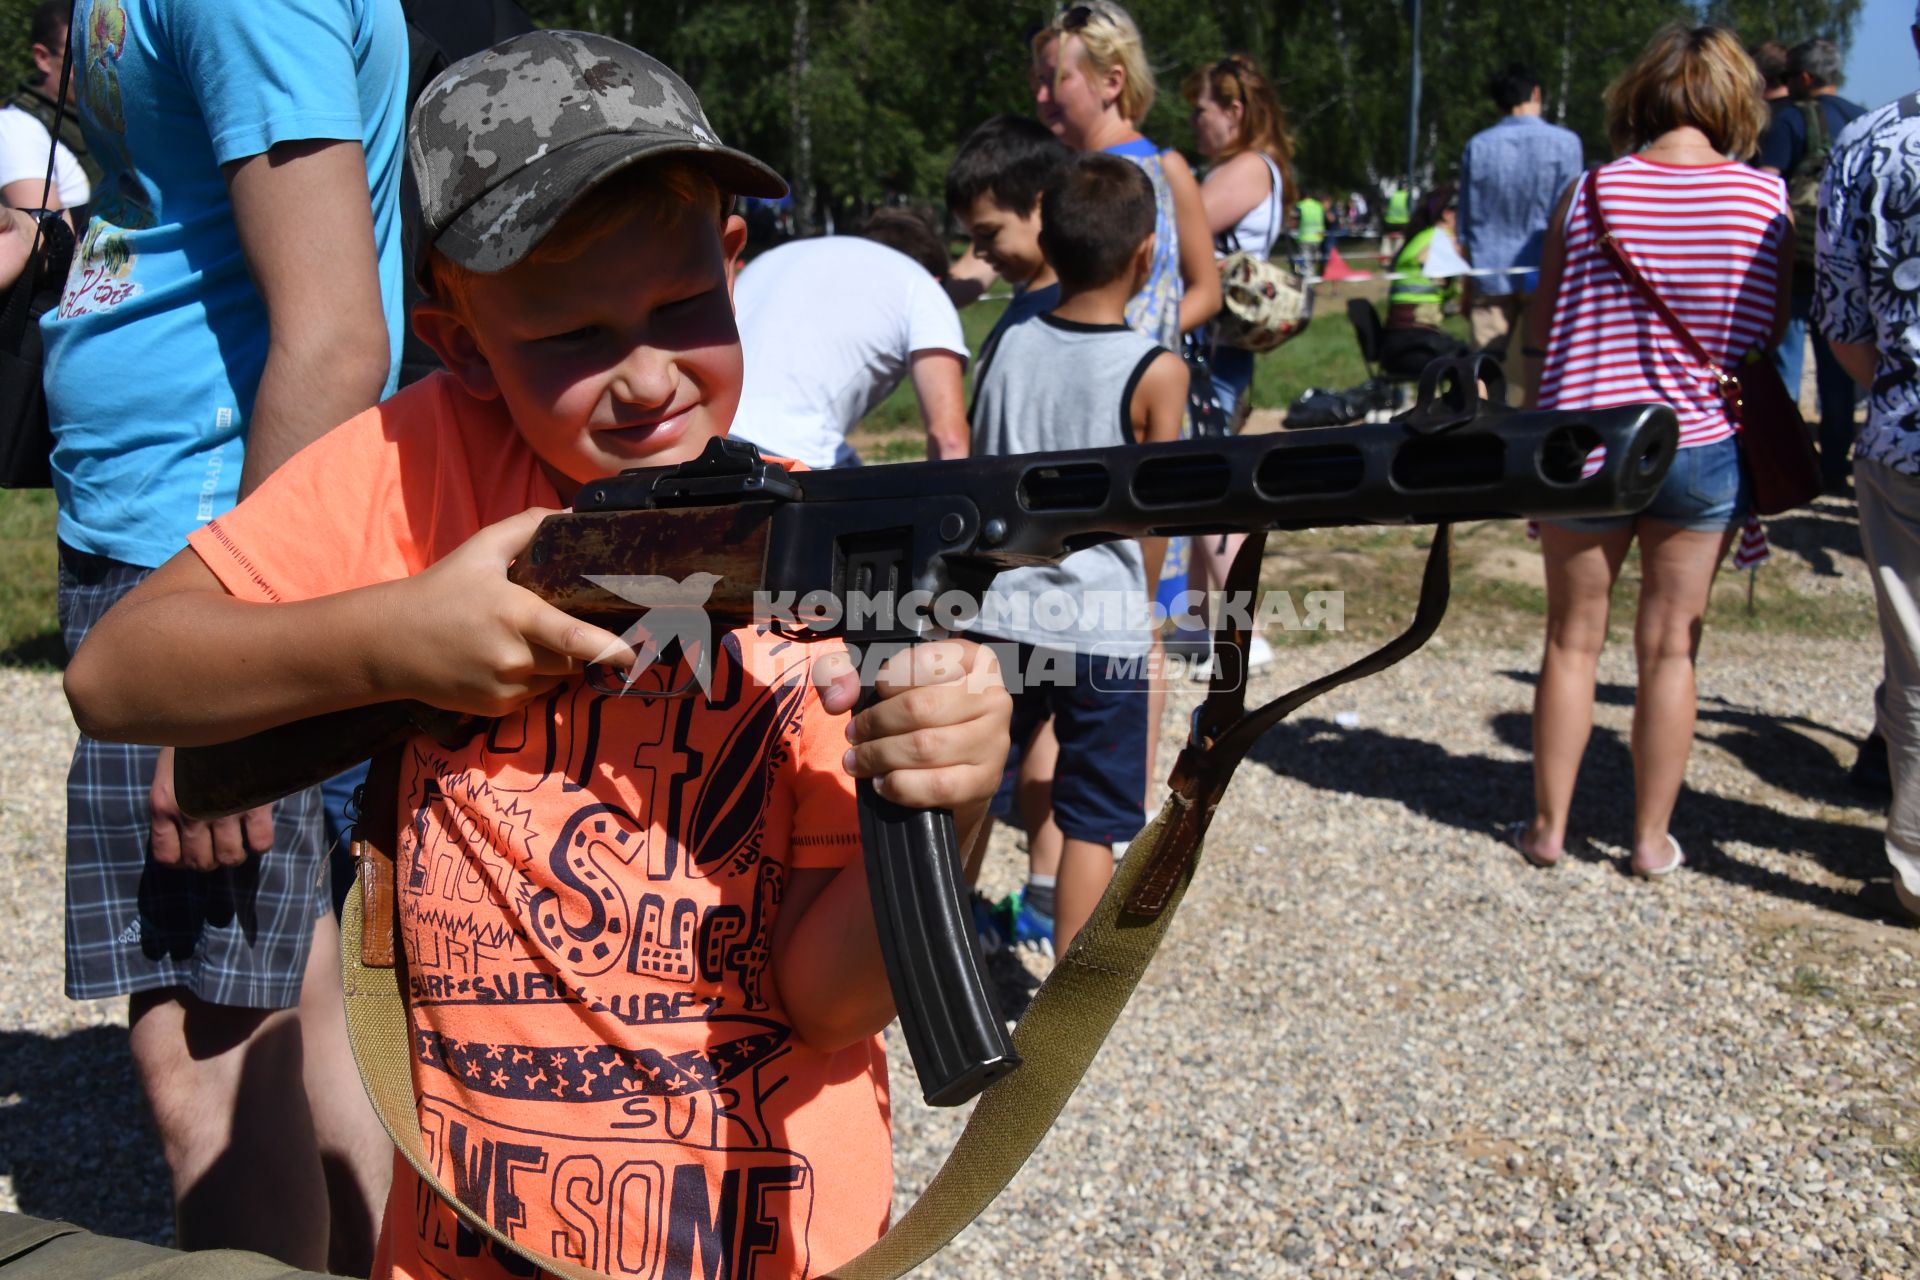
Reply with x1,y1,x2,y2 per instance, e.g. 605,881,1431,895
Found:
0,7,75,352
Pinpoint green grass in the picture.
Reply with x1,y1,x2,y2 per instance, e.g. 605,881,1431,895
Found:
0,486,59,667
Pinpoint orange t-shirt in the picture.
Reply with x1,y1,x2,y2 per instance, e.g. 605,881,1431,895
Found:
188,374,889,1280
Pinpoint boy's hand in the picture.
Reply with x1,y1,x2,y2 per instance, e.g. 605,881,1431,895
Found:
382,508,638,717
817,641,1010,810
150,746,275,871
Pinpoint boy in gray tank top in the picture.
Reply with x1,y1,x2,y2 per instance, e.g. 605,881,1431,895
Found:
969,154,1187,955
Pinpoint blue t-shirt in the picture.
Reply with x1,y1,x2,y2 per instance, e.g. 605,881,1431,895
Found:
44,0,408,569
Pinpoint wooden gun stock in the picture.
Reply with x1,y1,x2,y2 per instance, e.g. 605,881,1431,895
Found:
172,505,774,822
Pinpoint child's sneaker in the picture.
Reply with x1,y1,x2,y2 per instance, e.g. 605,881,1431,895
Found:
991,888,1055,960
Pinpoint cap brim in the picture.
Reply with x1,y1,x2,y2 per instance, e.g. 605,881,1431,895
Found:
433,132,788,276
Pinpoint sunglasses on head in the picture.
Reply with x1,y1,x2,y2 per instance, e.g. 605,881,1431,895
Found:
1059,4,1097,31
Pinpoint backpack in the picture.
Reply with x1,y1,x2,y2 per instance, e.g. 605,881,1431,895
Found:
1790,100,1832,291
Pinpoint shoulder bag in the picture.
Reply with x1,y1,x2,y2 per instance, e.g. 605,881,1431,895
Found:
1213,152,1310,353
1581,166,1818,516
0,8,77,491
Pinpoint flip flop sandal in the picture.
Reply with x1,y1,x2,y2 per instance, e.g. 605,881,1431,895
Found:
1503,819,1558,869
1632,833,1685,879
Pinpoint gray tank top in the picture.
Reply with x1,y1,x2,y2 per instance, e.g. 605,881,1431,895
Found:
970,314,1167,656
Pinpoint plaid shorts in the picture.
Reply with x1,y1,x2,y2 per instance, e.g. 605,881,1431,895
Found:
59,543,329,1009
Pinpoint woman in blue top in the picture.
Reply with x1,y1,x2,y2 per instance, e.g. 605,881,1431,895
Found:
1030,3,1219,348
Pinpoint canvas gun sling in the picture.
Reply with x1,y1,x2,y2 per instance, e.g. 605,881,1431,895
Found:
342,529,1454,1279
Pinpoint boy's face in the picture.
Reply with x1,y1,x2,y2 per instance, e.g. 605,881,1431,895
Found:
418,203,751,491
960,193,1046,287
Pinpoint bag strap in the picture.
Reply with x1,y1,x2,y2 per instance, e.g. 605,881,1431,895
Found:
341,531,1455,1279
1581,167,1734,396
1799,98,1828,163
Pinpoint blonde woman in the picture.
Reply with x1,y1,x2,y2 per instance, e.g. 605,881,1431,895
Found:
1032,2,1220,346
1512,26,1789,876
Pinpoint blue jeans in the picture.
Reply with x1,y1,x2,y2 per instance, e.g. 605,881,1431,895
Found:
1209,344,1255,418
1775,292,1858,487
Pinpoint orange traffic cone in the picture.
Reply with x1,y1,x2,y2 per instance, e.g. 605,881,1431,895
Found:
1320,246,1368,282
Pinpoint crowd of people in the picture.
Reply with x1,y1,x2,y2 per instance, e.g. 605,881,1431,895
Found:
5,0,1919,1277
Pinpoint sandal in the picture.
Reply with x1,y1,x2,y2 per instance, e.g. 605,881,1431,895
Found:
1631,833,1685,879
1503,819,1559,869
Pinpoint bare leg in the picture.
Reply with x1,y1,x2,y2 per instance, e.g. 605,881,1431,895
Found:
1016,720,1063,882
1054,836,1114,952
1525,522,1633,863
300,911,393,1276
1627,520,1734,872
1189,531,1243,601
129,989,328,1269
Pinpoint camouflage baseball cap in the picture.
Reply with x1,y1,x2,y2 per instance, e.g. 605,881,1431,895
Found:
409,30,786,276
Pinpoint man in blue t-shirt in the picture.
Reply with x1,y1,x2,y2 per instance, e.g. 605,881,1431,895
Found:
1759,37,1865,491
42,0,406,1269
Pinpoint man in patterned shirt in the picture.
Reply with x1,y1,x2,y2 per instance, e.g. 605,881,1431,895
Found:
1815,20,1920,923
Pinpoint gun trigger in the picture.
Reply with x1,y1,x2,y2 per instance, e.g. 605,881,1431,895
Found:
585,659,704,699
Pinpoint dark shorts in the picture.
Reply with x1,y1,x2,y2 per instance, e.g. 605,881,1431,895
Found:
59,543,328,1009
976,640,1150,846
1550,436,1750,535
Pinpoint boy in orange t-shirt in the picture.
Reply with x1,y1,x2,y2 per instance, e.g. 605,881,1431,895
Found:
63,32,1011,1280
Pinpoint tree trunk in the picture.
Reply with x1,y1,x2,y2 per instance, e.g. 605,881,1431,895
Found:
789,0,817,234
1554,0,1572,124
1326,0,1381,188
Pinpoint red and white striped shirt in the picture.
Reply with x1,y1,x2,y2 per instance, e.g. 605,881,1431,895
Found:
1538,156,1790,451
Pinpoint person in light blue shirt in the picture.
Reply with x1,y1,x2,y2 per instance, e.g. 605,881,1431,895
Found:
1457,62,1583,366
42,1,406,1270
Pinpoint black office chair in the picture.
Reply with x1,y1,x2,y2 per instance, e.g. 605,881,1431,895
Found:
1344,297,1420,420
1347,296,1386,370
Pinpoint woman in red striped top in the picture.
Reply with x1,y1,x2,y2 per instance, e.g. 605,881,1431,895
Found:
1510,26,1790,877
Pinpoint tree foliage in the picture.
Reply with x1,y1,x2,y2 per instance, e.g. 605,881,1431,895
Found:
0,0,1866,225
523,0,1862,221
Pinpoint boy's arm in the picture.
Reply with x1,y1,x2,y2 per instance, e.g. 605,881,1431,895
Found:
910,349,970,460
1128,349,1189,587
63,507,636,747
771,643,1008,1053
226,138,392,495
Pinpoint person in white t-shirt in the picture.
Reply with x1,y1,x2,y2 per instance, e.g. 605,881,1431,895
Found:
732,208,970,467
0,103,86,214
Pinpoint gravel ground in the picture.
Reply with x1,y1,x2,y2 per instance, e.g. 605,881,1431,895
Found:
4,506,1916,1278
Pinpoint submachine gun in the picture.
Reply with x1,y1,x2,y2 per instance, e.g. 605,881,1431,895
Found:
176,359,1677,1278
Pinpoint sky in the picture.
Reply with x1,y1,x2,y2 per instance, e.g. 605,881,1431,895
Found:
1845,0,1917,110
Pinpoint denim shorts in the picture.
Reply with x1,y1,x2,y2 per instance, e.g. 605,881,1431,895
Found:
1551,435,1750,534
